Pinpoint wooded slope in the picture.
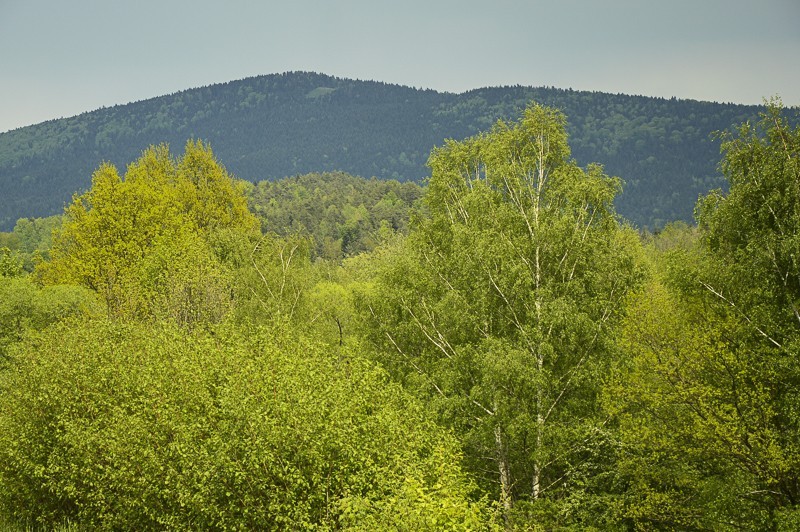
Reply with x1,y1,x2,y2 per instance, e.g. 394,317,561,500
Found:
0,71,765,230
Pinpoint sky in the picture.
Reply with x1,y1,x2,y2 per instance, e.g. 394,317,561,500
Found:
1,0,798,133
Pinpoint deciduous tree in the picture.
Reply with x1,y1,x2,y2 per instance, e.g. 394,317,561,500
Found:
360,104,643,521
39,141,258,323
610,100,800,529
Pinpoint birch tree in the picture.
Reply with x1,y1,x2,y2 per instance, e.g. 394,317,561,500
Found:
360,104,642,521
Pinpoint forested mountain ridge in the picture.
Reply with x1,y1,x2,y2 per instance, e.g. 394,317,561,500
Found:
2,102,799,529
0,71,771,230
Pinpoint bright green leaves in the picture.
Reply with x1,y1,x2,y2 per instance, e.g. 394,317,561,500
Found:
11,101,798,528
136,227,234,326
0,320,486,530
610,271,796,529
425,104,614,234
361,103,643,518
0,248,23,278
0,216,60,271
610,281,751,527
0,139,496,528
231,232,314,325
39,141,259,322
177,140,258,232
0,276,101,360
608,102,800,529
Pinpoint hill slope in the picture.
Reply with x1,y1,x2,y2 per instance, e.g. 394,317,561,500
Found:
0,71,765,230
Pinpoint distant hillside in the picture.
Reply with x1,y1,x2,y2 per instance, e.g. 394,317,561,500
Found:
0,71,767,231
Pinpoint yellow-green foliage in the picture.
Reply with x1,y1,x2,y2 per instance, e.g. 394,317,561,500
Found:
0,275,101,358
0,319,490,530
39,141,258,322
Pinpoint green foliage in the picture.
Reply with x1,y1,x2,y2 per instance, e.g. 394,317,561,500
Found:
608,100,800,529
0,247,23,278
39,141,258,323
0,319,489,529
697,99,800,340
4,98,799,528
136,227,234,326
247,171,424,260
232,231,314,325
358,104,644,524
307,280,353,346
0,276,101,359
10,215,60,255
0,71,770,232
0,216,61,272
609,280,768,529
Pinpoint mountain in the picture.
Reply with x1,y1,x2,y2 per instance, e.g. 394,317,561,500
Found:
0,71,766,231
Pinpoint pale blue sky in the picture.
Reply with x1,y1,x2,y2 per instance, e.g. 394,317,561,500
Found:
1,0,798,133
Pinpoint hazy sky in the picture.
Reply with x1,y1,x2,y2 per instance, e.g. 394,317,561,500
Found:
1,0,798,133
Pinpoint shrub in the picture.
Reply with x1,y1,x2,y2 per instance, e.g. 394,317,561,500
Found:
0,319,488,530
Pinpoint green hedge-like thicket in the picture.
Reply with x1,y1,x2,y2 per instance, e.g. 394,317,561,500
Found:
0,319,487,530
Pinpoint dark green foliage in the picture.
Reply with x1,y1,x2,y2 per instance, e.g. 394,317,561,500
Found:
246,171,424,260
0,72,769,231
0,319,488,530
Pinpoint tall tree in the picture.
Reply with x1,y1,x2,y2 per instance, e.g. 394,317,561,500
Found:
39,141,258,323
360,104,642,522
610,100,800,529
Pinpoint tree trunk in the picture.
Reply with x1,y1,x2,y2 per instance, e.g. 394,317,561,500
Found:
495,424,512,523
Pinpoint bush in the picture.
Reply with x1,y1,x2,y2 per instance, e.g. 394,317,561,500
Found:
0,319,488,530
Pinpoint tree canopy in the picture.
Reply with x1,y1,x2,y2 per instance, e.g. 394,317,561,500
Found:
358,104,644,523
1,100,798,529
609,100,800,529
0,71,768,231
0,320,487,530
39,140,258,322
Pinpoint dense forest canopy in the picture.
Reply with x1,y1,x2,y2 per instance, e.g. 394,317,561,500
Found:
1,100,799,530
0,71,775,231
245,171,424,260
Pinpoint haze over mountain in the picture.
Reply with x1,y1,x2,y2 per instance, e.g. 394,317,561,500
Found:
0,71,767,231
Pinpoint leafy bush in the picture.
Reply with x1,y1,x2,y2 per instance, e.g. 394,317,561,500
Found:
0,319,488,529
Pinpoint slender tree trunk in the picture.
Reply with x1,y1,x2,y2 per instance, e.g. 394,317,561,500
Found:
495,424,512,523
532,340,544,501
532,135,545,501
